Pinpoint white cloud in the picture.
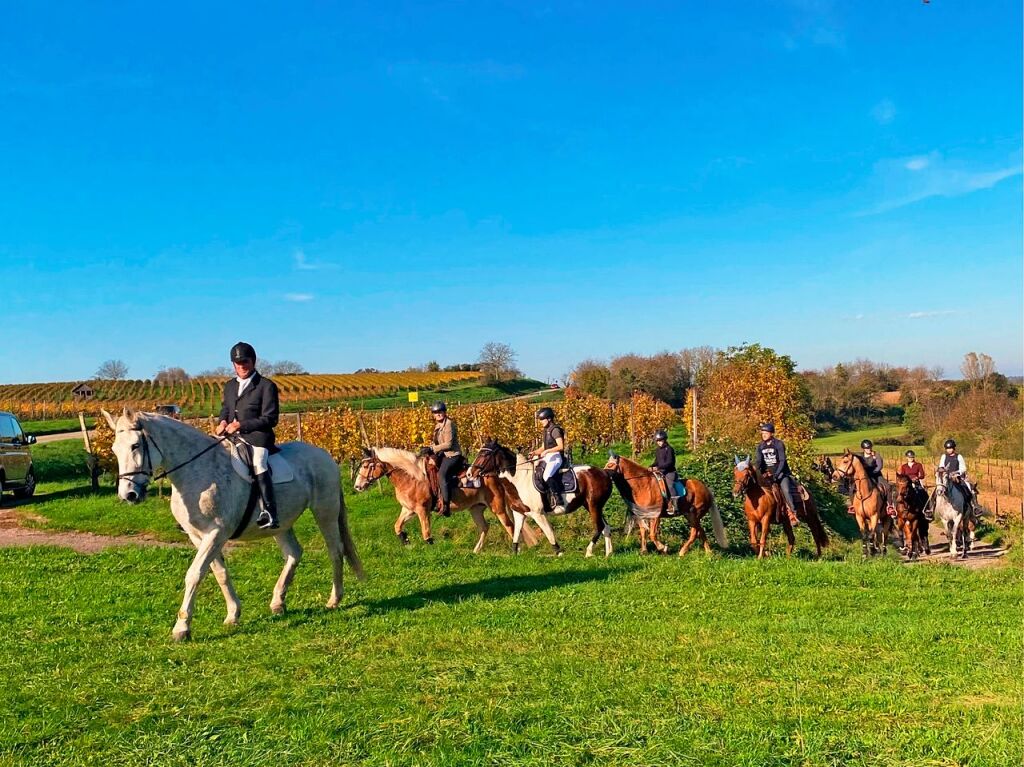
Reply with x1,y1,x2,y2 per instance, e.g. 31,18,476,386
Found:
871,99,896,125
907,310,957,319
284,293,314,302
859,150,1022,215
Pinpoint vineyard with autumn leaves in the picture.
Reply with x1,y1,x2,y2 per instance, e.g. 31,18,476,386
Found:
91,389,677,473
0,371,482,420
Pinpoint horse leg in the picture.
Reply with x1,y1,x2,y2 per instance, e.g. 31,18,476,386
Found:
636,518,649,555
782,517,795,557
270,528,303,615
747,516,758,554
393,506,416,545
857,514,870,558
209,556,241,625
758,515,771,559
172,530,224,641
603,518,613,558
470,506,489,554
651,517,669,555
678,513,700,557
511,510,525,554
529,510,561,555
695,512,712,554
311,500,348,609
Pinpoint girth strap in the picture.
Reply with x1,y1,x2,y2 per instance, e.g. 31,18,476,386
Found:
230,483,261,539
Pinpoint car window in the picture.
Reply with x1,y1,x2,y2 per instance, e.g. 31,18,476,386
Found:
0,415,14,443
9,417,24,442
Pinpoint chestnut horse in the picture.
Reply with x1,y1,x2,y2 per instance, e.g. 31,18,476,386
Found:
353,447,537,553
604,453,727,556
469,438,615,557
832,451,891,557
732,457,793,558
893,471,931,560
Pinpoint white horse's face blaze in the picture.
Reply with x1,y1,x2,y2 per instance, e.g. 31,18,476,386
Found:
112,414,151,503
353,459,378,492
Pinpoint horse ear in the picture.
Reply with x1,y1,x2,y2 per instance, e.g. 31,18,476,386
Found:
745,454,750,463
101,409,117,430
843,448,851,455
733,454,739,465
361,448,371,458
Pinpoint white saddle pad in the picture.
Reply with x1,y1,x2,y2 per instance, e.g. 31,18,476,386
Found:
229,445,295,484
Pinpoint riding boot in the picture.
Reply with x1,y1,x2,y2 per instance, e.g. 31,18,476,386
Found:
440,497,451,517
546,475,565,514
255,473,280,530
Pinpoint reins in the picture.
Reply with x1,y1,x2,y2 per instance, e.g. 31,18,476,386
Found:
117,424,229,484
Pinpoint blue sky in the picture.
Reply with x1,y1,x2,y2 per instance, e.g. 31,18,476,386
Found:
2,1,1021,384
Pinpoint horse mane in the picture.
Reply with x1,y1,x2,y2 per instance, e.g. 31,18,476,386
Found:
374,447,426,481
135,412,218,444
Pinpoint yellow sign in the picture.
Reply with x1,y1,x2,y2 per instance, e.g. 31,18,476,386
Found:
408,391,419,403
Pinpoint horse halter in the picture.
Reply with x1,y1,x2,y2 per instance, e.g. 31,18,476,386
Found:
116,427,158,485
357,454,392,486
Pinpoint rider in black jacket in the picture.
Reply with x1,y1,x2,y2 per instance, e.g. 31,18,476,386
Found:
650,429,683,502
216,341,280,529
752,423,799,526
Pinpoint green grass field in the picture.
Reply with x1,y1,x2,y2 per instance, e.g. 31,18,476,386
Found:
812,424,921,454
0,442,1020,766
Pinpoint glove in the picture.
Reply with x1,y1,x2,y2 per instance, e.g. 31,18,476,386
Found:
419,446,433,457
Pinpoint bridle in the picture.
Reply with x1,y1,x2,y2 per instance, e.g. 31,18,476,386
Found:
469,443,520,478
357,454,393,487
116,423,227,486
832,455,878,503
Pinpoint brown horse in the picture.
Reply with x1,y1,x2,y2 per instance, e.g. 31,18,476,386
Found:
732,457,793,558
353,447,536,553
893,471,931,560
833,451,891,557
604,453,728,556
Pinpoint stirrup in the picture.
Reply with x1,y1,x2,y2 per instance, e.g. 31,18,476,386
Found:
256,510,279,530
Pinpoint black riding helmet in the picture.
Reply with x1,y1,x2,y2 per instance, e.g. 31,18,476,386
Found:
230,341,256,363
861,439,873,450
905,450,916,458
430,401,447,414
654,429,668,441
536,407,555,421
944,439,957,449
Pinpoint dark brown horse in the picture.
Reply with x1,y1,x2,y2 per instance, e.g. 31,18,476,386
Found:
603,453,728,556
893,470,931,560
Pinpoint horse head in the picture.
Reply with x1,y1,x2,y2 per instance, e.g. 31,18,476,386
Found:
103,407,165,504
603,451,621,473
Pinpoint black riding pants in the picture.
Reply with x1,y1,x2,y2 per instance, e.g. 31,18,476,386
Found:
439,455,461,503
778,475,799,512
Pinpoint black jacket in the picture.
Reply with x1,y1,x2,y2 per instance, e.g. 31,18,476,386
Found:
753,437,790,480
651,444,677,473
218,372,280,448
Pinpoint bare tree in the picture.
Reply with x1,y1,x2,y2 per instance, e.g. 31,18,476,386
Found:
154,367,191,385
477,342,519,383
195,366,232,377
264,360,307,375
961,352,994,390
95,359,129,380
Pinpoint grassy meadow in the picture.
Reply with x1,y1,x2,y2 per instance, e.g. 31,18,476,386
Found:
0,440,1020,766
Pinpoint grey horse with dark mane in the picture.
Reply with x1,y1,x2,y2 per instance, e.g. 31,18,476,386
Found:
103,408,363,640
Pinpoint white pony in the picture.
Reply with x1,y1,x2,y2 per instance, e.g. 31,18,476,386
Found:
103,409,363,640
933,468,970,560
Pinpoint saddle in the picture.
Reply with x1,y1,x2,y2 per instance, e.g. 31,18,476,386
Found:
425,454,469,512
652,470,688,516
763,474,810,523
532,462,578,494
229,440,294,484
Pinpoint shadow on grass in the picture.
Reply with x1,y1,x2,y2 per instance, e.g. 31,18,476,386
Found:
364,567,634,614
6,485,115,507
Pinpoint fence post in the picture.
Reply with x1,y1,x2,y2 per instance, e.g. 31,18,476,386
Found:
296,412,303,442
629,395,636,457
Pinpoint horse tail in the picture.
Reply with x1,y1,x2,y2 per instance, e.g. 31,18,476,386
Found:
709,499,729,549
338,489,365,580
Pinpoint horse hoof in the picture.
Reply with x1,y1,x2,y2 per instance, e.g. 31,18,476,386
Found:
512,544,520,555
425,537,434,545
271,603,286,616
172,628,191,642
224,615,240,626
326,599,340,609
397,532,409,545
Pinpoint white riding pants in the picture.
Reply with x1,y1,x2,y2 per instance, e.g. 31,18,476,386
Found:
251,445,270,476
541,452,563,481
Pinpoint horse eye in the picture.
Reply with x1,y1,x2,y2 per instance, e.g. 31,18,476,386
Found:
131,443,140,450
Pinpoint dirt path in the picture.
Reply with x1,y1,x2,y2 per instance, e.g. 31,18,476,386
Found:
0,508,182,554
905,522,1008,569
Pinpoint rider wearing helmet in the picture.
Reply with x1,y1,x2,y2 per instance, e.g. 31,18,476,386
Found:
650,429,682,502
216,341,281,529
752,423,800,526
530,407,566,514
937,439,979,520
898,450,926,490
421,401,461,517
861,439,884,479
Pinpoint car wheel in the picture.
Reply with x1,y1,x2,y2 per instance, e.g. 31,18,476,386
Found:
13,468,36,499
0,473,5,507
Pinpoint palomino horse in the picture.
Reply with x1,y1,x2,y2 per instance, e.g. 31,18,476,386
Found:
466,441,562,555
833,451,892,557
604,453,727,556
933,468,970,560
353,447,536,553
469,439,615,557
103,409,363,641
893,471,931,560
732,457,793,558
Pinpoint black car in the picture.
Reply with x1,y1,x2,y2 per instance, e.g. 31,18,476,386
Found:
0,411,36,504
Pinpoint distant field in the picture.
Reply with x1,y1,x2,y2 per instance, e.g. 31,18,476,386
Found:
812,424,919,453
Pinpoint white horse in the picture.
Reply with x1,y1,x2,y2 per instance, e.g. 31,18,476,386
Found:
103,409,363,640
934,468,969,560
